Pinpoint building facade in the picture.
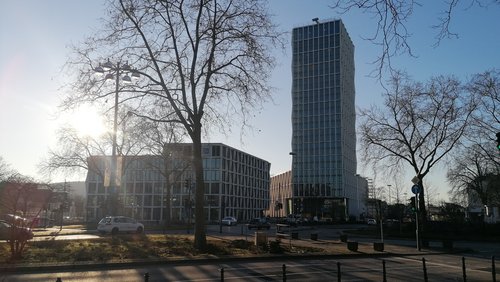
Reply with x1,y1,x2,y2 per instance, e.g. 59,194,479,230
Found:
85,143,270,224
290,19,357,221
268,170,293,218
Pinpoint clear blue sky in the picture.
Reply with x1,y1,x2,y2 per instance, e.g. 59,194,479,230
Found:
1,1,499,202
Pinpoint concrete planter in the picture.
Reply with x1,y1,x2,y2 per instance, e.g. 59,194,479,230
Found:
254,231,268,246
373,242,384,252
347,241,358,251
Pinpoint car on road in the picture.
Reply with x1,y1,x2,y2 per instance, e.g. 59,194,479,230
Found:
367,218,377,225
97,216,144,235
221,216,238,226
247,218,271,230
0,220,34,241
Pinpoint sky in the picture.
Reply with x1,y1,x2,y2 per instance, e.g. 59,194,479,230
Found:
1,0,499,203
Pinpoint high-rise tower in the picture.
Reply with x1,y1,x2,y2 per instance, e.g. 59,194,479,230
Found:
290,19,356,220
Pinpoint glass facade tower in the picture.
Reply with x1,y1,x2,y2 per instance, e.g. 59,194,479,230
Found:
291,19,356,220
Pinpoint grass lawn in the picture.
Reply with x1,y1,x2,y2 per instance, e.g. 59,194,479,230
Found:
0,234,320,264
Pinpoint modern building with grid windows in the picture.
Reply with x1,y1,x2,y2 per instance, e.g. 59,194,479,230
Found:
290,18,357,221
85,143,270,224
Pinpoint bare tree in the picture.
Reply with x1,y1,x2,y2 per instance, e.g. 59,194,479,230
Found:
468,69,500,163
0,174,52,261
39,126,109,180
61,0,284,249
0,156,15,182
447,70,500,207
448,145,499,206
40,104,148,181
359,72,476,227
331,0,500,78
137,118,189,225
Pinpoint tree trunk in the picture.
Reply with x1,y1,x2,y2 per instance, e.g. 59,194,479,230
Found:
191,126,206,250
418,175,428,239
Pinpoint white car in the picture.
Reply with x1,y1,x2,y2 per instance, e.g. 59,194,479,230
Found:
367,219,377,225
221,216,238,226
97,216,144,235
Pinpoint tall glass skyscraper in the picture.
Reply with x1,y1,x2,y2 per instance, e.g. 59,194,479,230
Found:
291,19,357,221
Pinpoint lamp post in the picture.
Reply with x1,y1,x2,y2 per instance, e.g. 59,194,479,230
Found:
355,174,360,221
94,60,139,215
387,184,392,205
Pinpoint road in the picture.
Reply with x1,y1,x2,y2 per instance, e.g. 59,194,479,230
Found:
1,254,496,281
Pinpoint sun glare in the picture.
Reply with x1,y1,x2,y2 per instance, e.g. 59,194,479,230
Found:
69,105,107,138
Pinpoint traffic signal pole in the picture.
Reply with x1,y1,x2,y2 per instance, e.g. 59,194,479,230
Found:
416,193,420,251
411,183,421,251
496,132,500,151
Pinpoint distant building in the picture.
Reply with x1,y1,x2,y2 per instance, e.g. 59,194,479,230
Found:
466,177,500,224
268,170,293,218
268,171,368,221
51,181,85,221
290,18,357,221
85,143,270,224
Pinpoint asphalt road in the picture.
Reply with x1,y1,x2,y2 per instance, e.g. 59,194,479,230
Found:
1,254,496,281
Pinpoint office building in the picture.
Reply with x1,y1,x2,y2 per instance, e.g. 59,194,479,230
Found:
85,143,270,223
290,19,357,221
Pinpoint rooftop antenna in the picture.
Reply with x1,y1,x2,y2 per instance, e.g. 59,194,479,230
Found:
312,17,319,24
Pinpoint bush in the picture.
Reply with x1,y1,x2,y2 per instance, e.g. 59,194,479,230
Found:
269,240,283,254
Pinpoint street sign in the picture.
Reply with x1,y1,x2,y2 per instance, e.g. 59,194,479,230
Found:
411,176,420,184
411,185,420,194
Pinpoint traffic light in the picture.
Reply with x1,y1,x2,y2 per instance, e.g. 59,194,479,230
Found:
496,132,500,151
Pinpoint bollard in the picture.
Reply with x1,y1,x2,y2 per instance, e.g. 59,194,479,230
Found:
220,267,224,282
56,278,62,282
144,272,149,282
422,257,428,282
382,260,387,282
462,257,467,282
337,261,341,282
493,256,496,282
282,264,286,282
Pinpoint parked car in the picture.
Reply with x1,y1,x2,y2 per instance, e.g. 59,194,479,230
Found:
221,216,238,226
2,214,28,226
367,218,377,225
0,220,34,241
97,216,144,235
282,214,303,227
247,218,271,230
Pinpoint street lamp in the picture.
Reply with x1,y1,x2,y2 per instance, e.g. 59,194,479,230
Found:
355,174,360,221
94,59,139,215
387,184,392,205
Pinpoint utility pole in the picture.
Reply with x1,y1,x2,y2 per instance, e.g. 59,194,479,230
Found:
59,181,68,231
